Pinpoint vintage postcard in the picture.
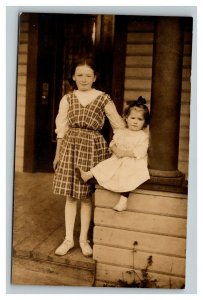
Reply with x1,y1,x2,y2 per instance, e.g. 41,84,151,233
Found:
12,12,193,289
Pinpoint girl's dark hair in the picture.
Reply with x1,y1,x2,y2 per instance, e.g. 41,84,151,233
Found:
123,96,150,128
68,57,99,90
70,57,98,77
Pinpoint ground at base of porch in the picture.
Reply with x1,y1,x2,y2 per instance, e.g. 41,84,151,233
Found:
11,172,95,287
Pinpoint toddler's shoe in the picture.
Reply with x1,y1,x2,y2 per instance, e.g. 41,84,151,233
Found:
55,239,74,256
113,196,127,212
80,240,93,257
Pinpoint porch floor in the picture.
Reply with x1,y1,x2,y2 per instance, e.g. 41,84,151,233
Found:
12,172,95,287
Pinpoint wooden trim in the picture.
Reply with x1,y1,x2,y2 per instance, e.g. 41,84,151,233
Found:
111,15,128,115
23,14,39,172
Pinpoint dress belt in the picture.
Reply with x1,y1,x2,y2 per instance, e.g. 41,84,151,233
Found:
70,126,99,132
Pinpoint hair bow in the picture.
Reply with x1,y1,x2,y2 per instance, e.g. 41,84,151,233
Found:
134,96,146,105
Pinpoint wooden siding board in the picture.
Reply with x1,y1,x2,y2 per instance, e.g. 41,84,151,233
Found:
16,136,24,147
18,65,27,75
178,150,189,161
15,158,24,171
126,44,153,55
180,115,190,127
125,78,152,90
182,68,192,79
126,56,153,67
18,54,28,64
180,102,191,116
17,85,26,96
15,116,25,127
124,90,151,101
16,126,25,138
17,96,26,107
125,67,152,78
182,80,191,92
19,43,28,53
17,75,27,85
95,263,185,288
127,32,154,43
183,56,191,67
94,208,187,238
181,92,191,103
94,226,186,257
93,245,185,277
19,32,29,43
95,189,187,218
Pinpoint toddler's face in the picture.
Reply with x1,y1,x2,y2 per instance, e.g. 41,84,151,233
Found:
73,65,96,91
126,109,145,131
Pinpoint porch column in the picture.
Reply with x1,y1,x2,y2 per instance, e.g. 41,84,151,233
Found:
148,17,185,185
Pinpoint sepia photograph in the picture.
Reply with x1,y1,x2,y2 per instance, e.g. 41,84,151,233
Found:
11,11,193,289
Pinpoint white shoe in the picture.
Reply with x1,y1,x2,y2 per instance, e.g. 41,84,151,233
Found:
55,239,74,256
113,196,127,212
80,240,93,257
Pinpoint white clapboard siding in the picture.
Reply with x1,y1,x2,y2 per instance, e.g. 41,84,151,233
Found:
93,188,187,287
94,227,186,257
95,263,185,288
93,245,185,277
124,20,192,179
15,15,29,171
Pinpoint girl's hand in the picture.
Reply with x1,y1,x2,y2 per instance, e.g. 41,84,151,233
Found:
53,138,62,171
53,154,59,171
111,144,134,158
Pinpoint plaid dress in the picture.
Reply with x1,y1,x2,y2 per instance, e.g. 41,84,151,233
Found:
53,92,111,199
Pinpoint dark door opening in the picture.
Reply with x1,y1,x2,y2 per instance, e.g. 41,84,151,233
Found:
24,13,127,172
35,14,113,172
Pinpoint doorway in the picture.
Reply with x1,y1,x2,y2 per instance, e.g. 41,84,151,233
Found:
23,13,127,172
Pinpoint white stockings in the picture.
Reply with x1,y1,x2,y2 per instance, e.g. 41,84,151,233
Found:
64,196,77,241
79,198,92,243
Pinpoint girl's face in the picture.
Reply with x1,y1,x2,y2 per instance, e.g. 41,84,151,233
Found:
73,65,96,91
126,109,145,131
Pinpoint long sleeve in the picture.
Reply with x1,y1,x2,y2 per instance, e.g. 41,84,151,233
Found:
104,101,126,130
55,95,69,139
133,133,149,159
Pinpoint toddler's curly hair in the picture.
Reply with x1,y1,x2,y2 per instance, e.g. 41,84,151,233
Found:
123,96,150,128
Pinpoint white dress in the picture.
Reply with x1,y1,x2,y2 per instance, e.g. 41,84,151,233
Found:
91,128,150,192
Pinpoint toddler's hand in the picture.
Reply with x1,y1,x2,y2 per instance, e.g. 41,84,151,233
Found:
114,148,125,158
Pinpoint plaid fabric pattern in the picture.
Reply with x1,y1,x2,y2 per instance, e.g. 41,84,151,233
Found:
53,92,110,199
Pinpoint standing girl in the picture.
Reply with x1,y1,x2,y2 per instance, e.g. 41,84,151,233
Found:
53,58,125,257
79,97,150,212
